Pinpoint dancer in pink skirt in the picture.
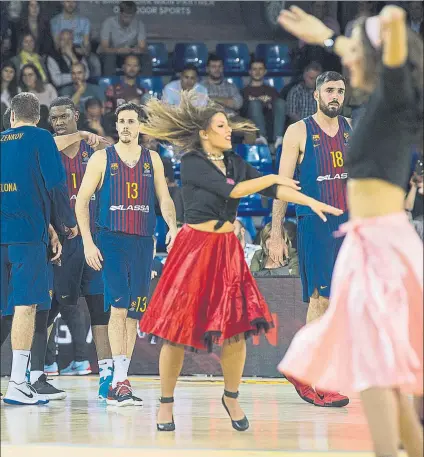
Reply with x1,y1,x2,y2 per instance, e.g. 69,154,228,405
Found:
278,5,423,457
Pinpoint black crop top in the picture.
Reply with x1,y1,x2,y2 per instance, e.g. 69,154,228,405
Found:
181,150,278,229
346,64,419,190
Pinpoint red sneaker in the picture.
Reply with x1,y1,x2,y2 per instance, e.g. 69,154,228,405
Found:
106,380,134,407
314,390,349,407
284,375,316,404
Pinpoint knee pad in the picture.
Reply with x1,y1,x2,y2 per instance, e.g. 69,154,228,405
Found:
86,295,110,326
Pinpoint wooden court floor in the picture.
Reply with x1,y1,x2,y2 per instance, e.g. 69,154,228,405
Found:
0,376,407,457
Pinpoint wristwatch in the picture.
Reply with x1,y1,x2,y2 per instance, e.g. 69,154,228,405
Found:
323,33,339,53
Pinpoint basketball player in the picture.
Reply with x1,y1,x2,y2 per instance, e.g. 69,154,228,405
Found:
269,71,351,408
1,93,77,405
76,102,178,406
47,97,116,398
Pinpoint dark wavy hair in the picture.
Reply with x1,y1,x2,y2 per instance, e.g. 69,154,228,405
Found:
19,63,45,93
357,17,423,142
1,61,19,99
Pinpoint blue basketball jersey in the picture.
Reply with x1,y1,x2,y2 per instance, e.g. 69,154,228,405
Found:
96,145,156,236
296,116,351,217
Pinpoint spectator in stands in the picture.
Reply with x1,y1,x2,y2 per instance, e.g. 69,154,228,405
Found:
11,32,48,82
203,54,256,143
344,2,376,38
242,59,285,150
151,237,164,279
162,64,208,106
19,63,57,108
234,220,261,268
250,222,298,276
407,1,423,35
59,62,105,113
80,97,115,138
202,54,243,117
1,2,16,61
1,61,19,108
46,29,90,90
50,1,91,58
16,1,54,56
99,1,151,76
104,54,149,113
286,61,322,123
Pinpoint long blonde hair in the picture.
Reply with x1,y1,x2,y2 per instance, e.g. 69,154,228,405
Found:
141,90,256,154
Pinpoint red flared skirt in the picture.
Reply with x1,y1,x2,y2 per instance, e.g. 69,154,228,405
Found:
140,225,274,351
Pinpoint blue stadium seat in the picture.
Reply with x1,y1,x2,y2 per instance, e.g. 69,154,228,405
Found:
236,144,273,174
238,194,271,217
237,216,257,240
148,42,170,75
225,76,244,90
137,77,163,98
97,76,121,93
264,76,284,93
216,43,250,75
275,144,282,172
154,216,167,252
173,43,209,74
255,44,292,75
158,144,181,179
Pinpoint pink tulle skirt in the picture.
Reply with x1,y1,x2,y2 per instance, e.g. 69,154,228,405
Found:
278,212,423,395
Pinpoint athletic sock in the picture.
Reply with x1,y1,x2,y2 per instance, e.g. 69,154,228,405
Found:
10,350,30,384
112,355,126,388
122,356,131,379
98,358,113,379
30,370,44,385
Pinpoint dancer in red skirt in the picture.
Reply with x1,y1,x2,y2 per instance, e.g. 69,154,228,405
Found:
139,92,343,432
278,5,423,456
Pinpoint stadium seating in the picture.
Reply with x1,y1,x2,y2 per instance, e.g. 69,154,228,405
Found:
264,76,285,93
158,144,181,179
216,43,250,75
255,44,293,76
236,144,273,174
237,216,257,240
137,76,164,98
97,76,121,93
173,43,209,74
148,42,170,75
238,193,271,217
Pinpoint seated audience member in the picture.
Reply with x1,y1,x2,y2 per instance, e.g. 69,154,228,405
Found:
104,54,149,113
203,54,256,144
60,62,104,113
46,29,90,90
151,237,164,279
286,61,322,124
1,61,19,108
250,222,299,276
79,97,116,138
344,1,376,38
233,219,261,268
19,63,57,108
407,0,423,35
242,59,285,149
16,1,54,56
50,1,91,58
162,64,208,106
11,32,49,82
99,1,151,76
1,104,10,131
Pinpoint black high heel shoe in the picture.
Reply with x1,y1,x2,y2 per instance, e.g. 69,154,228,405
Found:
221,390,249,432
156,396,175,432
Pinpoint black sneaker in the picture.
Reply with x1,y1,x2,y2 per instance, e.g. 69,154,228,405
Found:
31,374,67,400
131,394,143,406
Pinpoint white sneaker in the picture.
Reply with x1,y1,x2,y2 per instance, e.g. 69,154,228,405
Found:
3,381,49,405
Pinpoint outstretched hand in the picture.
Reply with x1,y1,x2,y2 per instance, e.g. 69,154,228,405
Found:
309,200,343,222
278,6,333,45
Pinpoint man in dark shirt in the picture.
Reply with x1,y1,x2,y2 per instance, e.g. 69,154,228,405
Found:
242,59,285,150
104,55,149,113
1,93,77,405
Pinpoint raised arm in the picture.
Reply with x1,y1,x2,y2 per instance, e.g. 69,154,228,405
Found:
151,151,178,251
54,131,111,152
75,150,106,270
380,6,407,68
